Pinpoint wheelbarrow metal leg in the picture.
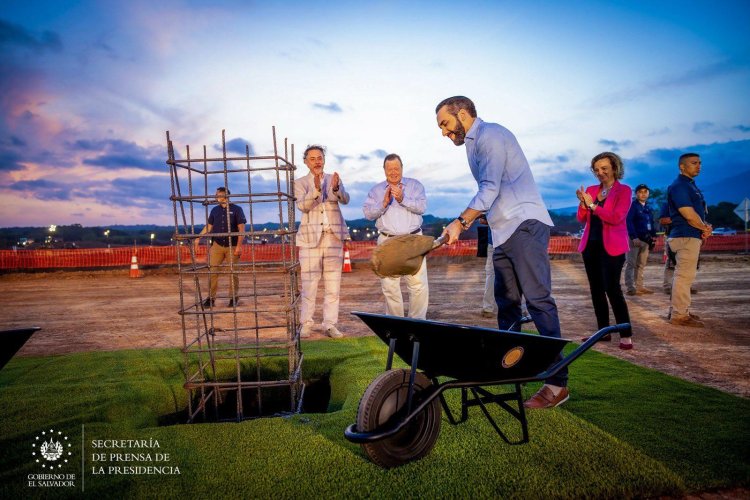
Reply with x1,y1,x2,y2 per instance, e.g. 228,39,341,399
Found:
460,385,529,445
385,336,396,371
461,387,469,421
406,339,421,414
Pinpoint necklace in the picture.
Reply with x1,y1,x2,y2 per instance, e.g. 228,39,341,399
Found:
600,185,613,197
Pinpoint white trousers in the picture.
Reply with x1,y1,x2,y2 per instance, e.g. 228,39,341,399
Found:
299,232,343,328
378,236,429,319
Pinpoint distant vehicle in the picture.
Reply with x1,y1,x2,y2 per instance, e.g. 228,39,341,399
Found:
712,227,737,236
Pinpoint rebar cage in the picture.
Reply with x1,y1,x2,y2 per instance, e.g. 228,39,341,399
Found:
165,127,302,422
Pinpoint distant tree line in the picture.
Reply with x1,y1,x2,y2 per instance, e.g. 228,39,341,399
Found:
0,199,744,249
549,195,744,235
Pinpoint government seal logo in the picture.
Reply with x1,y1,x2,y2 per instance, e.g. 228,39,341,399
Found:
32,429,72,469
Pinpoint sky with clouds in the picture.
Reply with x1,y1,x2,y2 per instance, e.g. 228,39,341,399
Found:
1,0,749,227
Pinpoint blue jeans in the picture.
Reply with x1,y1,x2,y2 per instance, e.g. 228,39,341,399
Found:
493,219,567,387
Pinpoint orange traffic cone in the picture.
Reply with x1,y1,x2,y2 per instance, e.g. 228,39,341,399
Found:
342,248,352,273
130,253,143,278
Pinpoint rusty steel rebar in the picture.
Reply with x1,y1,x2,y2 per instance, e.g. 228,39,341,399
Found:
166,127,301,423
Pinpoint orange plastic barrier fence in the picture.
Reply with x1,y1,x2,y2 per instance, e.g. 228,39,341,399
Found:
1,235,747,270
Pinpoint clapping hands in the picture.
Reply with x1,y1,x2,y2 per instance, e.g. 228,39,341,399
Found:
382,183,404,208
576,186,592,206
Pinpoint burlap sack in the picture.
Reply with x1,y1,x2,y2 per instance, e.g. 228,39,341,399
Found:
371,234,436,278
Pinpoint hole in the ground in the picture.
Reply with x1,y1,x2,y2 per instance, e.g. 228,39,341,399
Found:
159,375,331,425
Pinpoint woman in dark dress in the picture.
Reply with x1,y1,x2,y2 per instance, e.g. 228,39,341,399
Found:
575,152,634,349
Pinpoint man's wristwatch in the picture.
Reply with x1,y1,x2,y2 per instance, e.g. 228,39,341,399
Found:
457,216,470,230
588,202,596,210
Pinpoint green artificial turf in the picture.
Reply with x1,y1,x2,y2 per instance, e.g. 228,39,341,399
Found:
0,337,747,499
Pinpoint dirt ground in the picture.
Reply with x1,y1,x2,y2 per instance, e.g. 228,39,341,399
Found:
2,255,749,398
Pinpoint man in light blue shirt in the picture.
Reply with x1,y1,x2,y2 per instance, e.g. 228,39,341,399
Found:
363,153,429,319
436,96,566,410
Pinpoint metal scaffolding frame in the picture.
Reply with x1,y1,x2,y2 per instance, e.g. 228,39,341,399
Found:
165,127,302,422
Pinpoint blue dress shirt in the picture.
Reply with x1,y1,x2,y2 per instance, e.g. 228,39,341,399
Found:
363,177,426,235
464,118,553,246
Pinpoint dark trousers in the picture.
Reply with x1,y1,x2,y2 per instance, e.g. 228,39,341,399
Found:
581,239,632,337
493,220,566,387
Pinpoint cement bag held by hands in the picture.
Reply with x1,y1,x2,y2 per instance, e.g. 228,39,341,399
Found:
371,234,436,278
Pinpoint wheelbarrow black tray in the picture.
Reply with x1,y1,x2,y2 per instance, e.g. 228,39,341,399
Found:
353,312,569,382
347,313,630,467
0,327,41,371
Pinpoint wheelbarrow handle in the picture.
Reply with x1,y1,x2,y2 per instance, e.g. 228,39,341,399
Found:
432,234,448,249
538,323,631,380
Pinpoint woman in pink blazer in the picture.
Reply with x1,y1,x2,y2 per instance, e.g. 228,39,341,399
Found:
576,152,633,349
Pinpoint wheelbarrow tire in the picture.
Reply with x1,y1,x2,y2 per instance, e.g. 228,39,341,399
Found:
356,368,441,468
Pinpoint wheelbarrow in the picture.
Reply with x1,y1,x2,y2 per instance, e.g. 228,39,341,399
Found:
344,312,629,468
0,327,41,371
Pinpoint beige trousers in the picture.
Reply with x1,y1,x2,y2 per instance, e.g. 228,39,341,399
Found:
624,239,650,291
668,237,702,318
209,243,241,299
299,232,343,328
663,239,675,289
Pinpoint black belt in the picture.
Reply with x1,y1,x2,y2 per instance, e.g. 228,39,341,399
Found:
380,228,421,237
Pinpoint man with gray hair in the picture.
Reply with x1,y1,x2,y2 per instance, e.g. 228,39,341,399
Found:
363,153,429,319
295,145,351,338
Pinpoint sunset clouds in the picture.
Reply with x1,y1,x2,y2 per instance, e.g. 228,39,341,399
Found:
1,1,749,227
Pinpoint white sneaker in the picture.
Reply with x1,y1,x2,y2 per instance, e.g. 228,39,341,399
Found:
325,325,343,339
300,322,313,338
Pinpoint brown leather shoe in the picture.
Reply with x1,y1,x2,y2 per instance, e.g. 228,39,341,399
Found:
669,315,705,328
523,385,569,409
626,289,637,296
636,288,654,295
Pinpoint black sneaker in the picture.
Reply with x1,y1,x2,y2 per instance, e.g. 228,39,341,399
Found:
202,297,215,308
228,297,239,307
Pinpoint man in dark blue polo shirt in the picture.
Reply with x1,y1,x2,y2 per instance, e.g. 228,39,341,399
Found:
666,153,712,327
625,184,656,295
193,187,246,307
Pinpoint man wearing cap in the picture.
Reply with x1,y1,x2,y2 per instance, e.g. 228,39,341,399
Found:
363,153,429,319
295,145,351,339
625,184,657,295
